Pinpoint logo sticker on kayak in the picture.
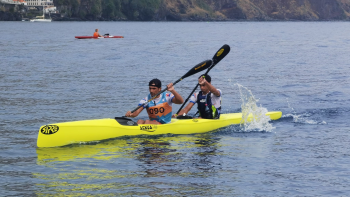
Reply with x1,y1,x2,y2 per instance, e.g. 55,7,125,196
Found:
40,125,59,135
140,125,157,132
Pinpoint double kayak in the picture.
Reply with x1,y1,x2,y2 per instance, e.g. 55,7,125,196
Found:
37,111,282,148
75,36,124,39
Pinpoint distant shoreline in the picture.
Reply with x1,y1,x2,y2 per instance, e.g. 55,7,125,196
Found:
2,0,350,22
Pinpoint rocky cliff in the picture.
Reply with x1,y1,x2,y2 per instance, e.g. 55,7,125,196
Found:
53,0,350,21
2,0,350,21
155,0,350,21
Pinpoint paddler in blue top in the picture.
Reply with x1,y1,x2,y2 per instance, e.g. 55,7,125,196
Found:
125,78,184,124
175,74,222,119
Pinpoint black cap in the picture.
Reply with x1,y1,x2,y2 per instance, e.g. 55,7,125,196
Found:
149,78,161,88
199,74,211,83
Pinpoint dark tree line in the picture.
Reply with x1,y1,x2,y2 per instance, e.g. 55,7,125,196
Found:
53,0,162,20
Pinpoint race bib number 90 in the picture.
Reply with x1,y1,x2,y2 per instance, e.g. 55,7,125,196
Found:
149,107,165,114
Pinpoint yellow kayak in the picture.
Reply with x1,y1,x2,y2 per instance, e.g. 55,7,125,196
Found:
37,111,282,148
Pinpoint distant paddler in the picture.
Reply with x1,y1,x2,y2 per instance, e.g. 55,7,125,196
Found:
93,29,103,38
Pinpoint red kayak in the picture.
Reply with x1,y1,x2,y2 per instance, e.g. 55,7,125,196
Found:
75,35,124,39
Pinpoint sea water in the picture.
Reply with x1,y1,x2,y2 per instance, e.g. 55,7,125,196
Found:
1,21,350,196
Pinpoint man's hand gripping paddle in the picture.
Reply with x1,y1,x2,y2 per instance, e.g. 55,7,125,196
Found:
175,44,231,116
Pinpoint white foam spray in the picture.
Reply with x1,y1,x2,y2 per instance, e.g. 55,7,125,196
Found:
236,83,274,132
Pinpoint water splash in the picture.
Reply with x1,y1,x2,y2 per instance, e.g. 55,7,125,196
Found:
236,84,274,132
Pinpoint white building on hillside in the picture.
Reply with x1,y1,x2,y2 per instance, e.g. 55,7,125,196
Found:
26,0,53,6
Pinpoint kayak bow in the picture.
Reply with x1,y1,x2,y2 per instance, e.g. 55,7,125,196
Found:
37,111,282,148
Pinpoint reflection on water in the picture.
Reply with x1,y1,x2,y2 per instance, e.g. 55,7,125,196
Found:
36,140,134,166
34,134,222,196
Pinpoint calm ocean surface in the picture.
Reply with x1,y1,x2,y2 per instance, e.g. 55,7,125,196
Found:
1,21,350,196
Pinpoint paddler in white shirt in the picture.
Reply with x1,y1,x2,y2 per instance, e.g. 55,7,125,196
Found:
175,74,222,119
125,78,184,124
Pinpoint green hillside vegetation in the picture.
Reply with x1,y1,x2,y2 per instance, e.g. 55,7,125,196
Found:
50,0,350,21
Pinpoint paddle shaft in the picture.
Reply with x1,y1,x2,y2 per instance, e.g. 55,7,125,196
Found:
175,44,230,115
131,80,179,113
130,60,212,113
175,65,214,115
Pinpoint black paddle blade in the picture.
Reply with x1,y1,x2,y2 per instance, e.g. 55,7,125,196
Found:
212,44,230,65
181,60,212,79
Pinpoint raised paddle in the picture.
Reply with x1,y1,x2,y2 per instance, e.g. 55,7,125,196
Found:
175,44,231,116
130,59,213,114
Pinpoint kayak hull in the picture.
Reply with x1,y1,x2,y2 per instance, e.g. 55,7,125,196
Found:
75,36,124,39
37,111,282,148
